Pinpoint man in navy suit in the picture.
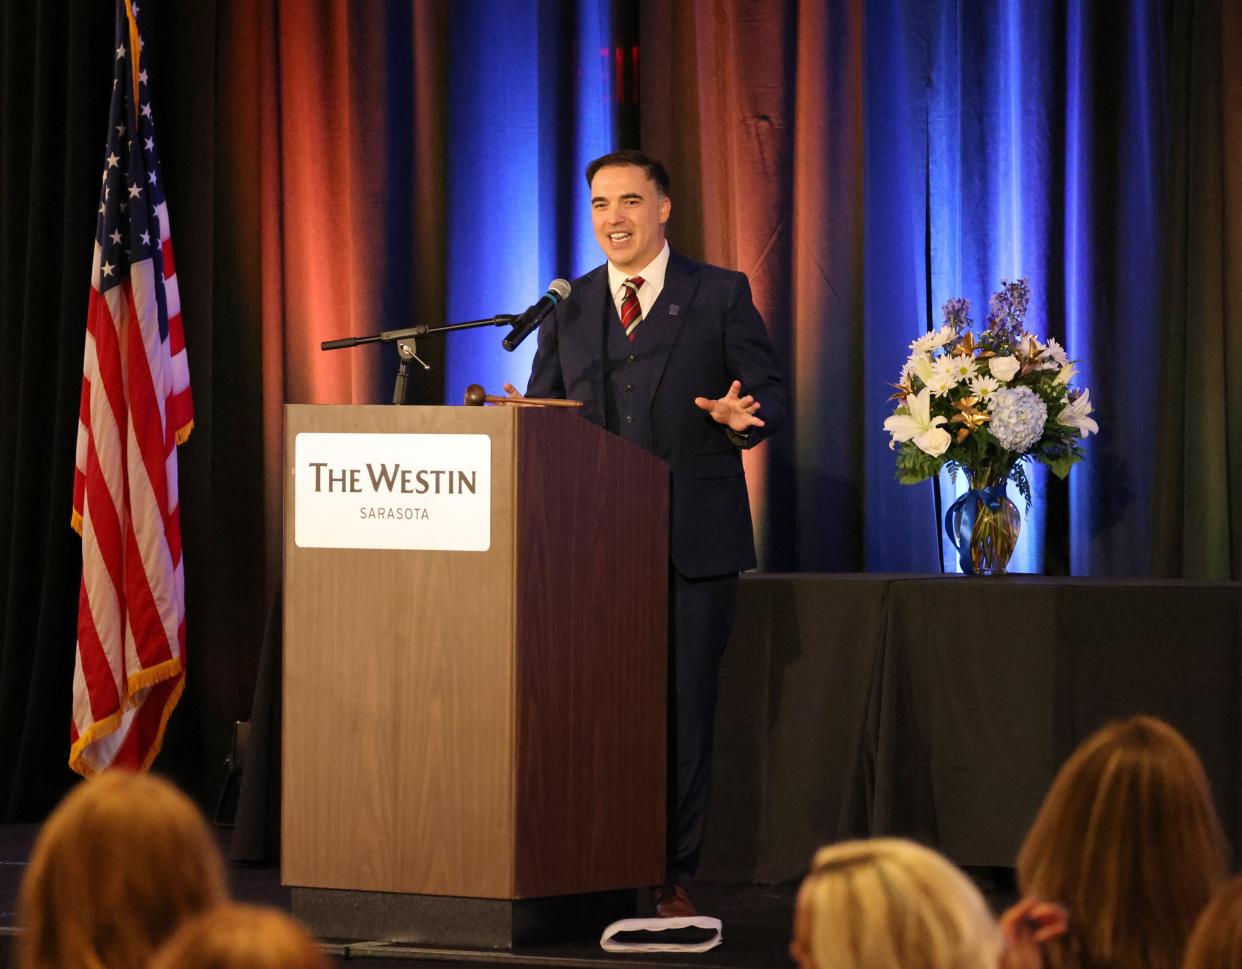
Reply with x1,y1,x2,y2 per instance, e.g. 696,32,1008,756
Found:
506,150,786,917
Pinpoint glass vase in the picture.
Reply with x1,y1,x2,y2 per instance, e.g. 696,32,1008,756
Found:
943,467,1022,575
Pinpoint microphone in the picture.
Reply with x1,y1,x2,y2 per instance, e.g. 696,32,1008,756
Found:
502,278,571,352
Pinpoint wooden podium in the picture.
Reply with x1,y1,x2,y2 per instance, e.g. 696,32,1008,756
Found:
282,404,668,946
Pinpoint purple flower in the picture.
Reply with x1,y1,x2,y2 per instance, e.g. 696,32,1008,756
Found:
941,297,973,331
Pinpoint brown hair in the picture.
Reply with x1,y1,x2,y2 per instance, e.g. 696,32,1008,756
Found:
790,838,1000,969
1183,876,1242,969
149,904,331,969
585,149,671,195
1017,716,1228,969
18,771,228,969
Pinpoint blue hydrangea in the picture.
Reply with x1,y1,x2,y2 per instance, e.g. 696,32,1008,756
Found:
988,385,1047,453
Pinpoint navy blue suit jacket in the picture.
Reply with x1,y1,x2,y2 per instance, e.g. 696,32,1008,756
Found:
525,249,787,578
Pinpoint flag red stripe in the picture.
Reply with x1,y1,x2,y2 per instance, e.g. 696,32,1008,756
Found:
166,386,191,432
111,675,182,771
165,497,183,567
121,281,172,517
76,580,122,721
123,518,175,669
87,290,130,442
161,237,175,276
83,436,127,602
73,467,86,521
167,312,185,355
78,375,92,431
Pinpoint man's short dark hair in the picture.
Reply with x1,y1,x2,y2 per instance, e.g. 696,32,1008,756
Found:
585,150,671,196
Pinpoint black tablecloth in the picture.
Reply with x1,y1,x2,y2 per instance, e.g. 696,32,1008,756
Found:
699,574,1242,883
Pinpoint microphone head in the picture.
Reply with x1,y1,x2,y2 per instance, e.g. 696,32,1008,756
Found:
548,278,571,302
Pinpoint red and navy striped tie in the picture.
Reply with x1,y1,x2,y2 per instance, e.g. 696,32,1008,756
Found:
620,276,645,341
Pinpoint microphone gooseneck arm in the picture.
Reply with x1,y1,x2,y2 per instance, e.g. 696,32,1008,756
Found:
319,314,518,352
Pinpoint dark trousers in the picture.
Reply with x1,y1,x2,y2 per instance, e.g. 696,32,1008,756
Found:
667,569,739,885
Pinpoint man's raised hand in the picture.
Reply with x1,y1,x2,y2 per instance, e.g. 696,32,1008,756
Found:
694,380,765,434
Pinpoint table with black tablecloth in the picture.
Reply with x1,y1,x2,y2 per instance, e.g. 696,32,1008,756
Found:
699,574,1242,884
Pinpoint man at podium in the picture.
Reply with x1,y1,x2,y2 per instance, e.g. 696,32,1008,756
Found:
506,150,787,918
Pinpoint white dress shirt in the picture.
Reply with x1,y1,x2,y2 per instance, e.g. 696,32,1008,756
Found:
607,241,670,321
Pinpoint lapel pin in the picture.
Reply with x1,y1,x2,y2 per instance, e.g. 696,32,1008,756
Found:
669,304,680,317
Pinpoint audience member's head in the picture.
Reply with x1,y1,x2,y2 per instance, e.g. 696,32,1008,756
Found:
790,837,1000,969
1017,715,1228,969
1182,875,1242,969
149,904,331,969
18,770,228,969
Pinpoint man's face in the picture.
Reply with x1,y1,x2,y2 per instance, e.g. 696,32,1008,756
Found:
589,164,671,274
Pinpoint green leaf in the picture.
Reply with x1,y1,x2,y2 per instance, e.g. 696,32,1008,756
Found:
895,443,943,484
1040,450,1082,479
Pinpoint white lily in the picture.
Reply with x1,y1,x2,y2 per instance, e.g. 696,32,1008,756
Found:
903,351,934,386
884,387,952,456
1054,361,1078,385
1057,389,1099,437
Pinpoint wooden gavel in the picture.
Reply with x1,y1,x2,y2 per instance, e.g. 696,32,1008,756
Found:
463,384,582,408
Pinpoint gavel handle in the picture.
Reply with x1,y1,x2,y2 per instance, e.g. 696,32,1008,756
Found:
484,395,582,408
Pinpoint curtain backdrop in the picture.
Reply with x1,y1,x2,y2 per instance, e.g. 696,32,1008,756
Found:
1,0,1238,820
640,0,1240,576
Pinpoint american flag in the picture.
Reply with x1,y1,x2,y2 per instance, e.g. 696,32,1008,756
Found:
70,0,192,775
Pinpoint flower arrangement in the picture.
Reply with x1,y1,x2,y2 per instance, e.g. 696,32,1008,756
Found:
883,279,1099,503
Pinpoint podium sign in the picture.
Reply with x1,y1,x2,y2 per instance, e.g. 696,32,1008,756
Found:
293,432,492,551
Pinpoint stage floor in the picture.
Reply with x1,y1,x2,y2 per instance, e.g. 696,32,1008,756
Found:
0,825,798,969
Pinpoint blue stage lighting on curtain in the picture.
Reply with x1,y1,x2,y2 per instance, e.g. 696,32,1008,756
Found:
443,0,616,405
924,0,1054,574
863,0,939,572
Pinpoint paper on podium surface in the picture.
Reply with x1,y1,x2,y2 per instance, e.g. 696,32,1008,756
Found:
600,916,723,953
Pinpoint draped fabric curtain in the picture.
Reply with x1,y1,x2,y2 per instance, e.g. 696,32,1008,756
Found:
2,0,1239,821
1155,0,1242,578
0,1,114,818
641,0,1241,577
641,0,866,571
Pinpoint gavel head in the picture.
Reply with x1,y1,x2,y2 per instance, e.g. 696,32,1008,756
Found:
463,384,486,406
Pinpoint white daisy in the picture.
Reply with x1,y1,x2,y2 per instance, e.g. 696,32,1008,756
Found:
909,324,956,354
968,375,1000,400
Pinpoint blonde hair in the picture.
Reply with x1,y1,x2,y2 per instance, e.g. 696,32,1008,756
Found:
18,771,228,969
1018,716,1227,969
791,838,1000,969
149,904,331,969
1183,876,1242,969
